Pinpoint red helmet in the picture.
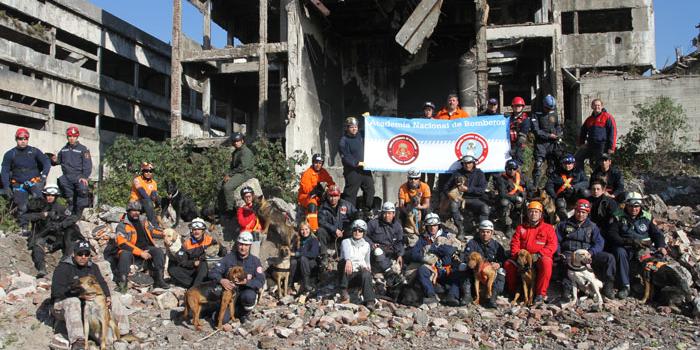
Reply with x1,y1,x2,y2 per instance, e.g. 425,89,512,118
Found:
66,125,80,137
575,199,591,213
511,96,525,107
15,128,29,139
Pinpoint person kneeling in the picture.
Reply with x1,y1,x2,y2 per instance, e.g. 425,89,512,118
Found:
168,218,226,288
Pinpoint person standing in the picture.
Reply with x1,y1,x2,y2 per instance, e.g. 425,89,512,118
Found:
434,94,469,120
339,117,375,212
530,95,563,185
54,125,92,214
576,99,617,170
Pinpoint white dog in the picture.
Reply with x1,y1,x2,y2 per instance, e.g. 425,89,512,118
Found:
565,249,604,309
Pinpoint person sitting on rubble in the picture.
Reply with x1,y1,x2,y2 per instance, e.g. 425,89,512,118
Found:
442,155,489,238
461,220,507,308
289,221,320,299
555,199,617,303
168,218,226,288
209,231,265,323
605,192,667,299
297,153,336,232
237,186,261,234
115,201,168,293
317,186,357,260
21,184,83,278
220,132,255,214
405,213,461,306
397,167,431,233
495,160,528,237
51,240,130,350
589,153,625,200
366,202,406,289
129,162,161,229
587,179,618,233
337,220,378,310
545,154,589,222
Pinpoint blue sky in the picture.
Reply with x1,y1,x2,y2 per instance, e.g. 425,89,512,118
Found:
90,0,698,69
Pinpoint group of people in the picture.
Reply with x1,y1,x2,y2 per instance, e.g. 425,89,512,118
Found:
0,92,669,349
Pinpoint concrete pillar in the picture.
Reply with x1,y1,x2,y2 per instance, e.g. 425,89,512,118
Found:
170,0,183,137
202,77,211,134
50,27,57,58
257,0,269,136
48,103,56,133
475,0,489,111
203,0,211,49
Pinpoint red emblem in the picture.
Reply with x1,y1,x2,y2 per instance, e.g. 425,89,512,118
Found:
454,133,489,165
387,134,419,165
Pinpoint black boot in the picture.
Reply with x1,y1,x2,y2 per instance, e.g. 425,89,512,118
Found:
116,275,128,294
153,270,169,289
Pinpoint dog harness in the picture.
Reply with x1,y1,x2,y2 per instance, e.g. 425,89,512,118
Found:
477,261,493,284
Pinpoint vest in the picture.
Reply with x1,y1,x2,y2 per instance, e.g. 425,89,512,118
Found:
615,210,653,241
560,219,594,253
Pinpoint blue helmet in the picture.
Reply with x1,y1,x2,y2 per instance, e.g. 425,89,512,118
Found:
561,154,576,165
505,160,519,170
544,94,556,109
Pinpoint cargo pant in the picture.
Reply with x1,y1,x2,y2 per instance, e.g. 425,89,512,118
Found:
52,296,130,343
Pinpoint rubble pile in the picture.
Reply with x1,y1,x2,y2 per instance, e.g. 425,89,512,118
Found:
0,184,699,349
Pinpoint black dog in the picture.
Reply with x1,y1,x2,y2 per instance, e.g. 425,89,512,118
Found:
383,277,424,307
161,180,199,228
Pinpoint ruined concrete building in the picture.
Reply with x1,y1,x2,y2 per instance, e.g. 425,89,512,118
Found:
0,0,697,188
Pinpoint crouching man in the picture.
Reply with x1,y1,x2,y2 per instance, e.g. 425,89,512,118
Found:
51,241,130,349
461,220,507,308
208,231,265,323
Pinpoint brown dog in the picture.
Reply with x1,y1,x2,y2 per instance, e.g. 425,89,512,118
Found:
511,249,537,306
255,196,295,245
76,275,120,350
183,266,247,331
527,189,558,225
438,175,467,216
467,252,497,305
270,245,292,298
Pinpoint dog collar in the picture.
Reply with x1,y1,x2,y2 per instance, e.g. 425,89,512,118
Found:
566,261,590,272
169,190,180,199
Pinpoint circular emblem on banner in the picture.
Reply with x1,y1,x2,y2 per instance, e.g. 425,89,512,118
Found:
454,133,489,164
387,134,419,165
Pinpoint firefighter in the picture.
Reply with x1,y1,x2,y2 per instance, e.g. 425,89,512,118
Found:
298,153,336,231
54,125,92,214
129,162,160,228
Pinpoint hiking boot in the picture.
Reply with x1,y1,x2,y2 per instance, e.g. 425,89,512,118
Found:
484,299,497,309
442,294,460,307
559,293,572,305
117,280,128,294
602,281,616,300
340,289,350,303
365,299,379,312
617,286,630,299
533,295,545,304
153,271,170,290
459,294,473,306
422,295,439,305
36,268,47,279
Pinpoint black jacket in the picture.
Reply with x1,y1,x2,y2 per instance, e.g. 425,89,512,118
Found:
545,168,588,199
464,238,507,265
443,167,487,198
51,256,110,302
366,217,405,257
22,198,79,239
339,133,364,171
57,142,92,179
590,166,625,198
292,235,320,259
318,199,357,235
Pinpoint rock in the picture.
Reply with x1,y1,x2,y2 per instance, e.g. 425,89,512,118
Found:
95,260,113,283
119,293,134,308
48,334,70,350
576,341,592,350
236,327,249,337
233,179,263,207
112,342,128,350
674,230,691,246
258,338,276,349
99,205,125,223
430,318,448,328
480,311,497,319
505,329,519,339
9,271,37,291
377,329,391,337
648,194,668,218
336,303,359,311
0,287,5,300
155,292,178,310
548,330,568,340
610,342,629,350
280,295,295,305
166,333,182,343
346,325,373,334
269,197,298,223
8,285,36,297
506,319,523,330
275,327,293,338
413,310,429,326
452,322,469,333
356,307,370,323
449,332,470,343
289,317,304,329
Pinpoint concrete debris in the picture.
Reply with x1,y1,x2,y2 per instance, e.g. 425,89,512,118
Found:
156,292,179,310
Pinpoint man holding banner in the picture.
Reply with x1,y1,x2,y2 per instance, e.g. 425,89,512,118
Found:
339,117,375,213
434,94,469,120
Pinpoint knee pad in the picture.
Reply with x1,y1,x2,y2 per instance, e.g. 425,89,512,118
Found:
535,159,544,169
514,196,524,206
481,204,491,216
499,198,511,209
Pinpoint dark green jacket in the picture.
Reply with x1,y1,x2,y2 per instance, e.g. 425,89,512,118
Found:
228,144,254,177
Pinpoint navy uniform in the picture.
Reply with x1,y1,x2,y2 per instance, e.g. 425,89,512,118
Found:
530,95,563,183
442,156,489,235
1,128,51,226
555,202,616,298
462,232,507,305
289,233,320,294
208,235,265,319
405,227,459,303
606,196,665,293
339,117,375,210
169,228,226,288
545,155,589,222
56,126,92,214
317,193,357,253
589,156,625,199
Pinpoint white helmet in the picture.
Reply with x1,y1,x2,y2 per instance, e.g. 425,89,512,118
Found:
43,184,60,196
382,202,396,212
478,220,494,231
424,213,441,226
351,219,367,232
189,217,207,230
407,168,421,179
625,192,644,205
238,231,254,245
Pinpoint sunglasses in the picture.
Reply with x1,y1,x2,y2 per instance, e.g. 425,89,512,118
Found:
142,169,154,173
75,251,90,257
630,204,642,208
352,228,365,233
16,137,28,141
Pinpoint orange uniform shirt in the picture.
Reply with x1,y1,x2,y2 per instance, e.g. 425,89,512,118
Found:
398,182,431,205
434,107,469,120
129,176,157,202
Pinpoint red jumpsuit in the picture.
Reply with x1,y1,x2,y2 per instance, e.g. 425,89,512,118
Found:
504,219,558,297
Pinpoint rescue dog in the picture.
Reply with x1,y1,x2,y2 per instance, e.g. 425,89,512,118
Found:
183,266,247,331
75,275,120,350
162,180,199,228
526,189,558,224
565,249,604,309
400,207,420,235
270,245,292,298
637,249,694,307
254,196,295,245
511,249,537,306
438,175,467,216
467,252,497,305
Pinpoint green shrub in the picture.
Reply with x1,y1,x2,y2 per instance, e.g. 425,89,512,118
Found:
0,196,19,233
98,136,306,208
615,96,692,175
